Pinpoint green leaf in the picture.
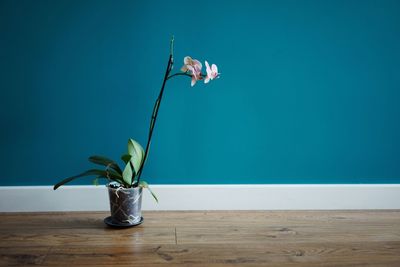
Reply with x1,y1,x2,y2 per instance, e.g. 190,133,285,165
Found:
121,154,131,164
54,169,126,190
92,177,99,186
127,139,145,174
54,169,105,190
88,155,122,175
102,169,127,187
122,162,134,185
139,181,158,203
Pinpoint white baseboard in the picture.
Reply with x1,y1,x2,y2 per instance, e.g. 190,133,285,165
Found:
0,184,399,212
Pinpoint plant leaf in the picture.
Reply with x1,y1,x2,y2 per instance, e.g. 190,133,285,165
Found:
102,169,127,187
127,139,145,174
121,154,131,164
92,177,99,186
88,155,122,175
54,169,126,190
139,181,158,203
54,169,105,190
122,162,134,185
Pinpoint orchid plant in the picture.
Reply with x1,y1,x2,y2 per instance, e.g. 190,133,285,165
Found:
53,37,219,202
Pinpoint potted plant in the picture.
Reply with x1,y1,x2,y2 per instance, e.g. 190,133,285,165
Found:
53,37,220,227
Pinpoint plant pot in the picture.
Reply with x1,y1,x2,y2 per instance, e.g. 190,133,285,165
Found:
105,182,143,227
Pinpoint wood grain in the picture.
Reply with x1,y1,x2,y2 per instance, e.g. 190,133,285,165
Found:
0,211,399,266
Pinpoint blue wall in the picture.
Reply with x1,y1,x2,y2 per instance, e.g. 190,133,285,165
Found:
1,0,400,186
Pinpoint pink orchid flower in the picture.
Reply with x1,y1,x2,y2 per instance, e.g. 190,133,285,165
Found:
204,61,220,84
181,56,203,86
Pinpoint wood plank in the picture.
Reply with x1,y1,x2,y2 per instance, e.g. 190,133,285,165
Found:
176,225,400,244
0,246,50,266
0,212,107,230
0,227,176,247
2,224,399,248
1,210,399,230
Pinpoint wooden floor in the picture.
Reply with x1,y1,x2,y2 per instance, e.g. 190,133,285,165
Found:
0,211,399,266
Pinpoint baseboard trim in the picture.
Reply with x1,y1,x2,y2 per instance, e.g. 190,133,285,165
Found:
0,184,399,212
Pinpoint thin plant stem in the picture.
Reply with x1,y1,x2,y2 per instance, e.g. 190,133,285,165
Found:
136,54,173,185
167,72,192,80
135,37,208,186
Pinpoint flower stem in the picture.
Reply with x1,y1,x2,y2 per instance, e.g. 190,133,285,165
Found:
136,54,173,185
136,37,209,186
167,72,192,80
